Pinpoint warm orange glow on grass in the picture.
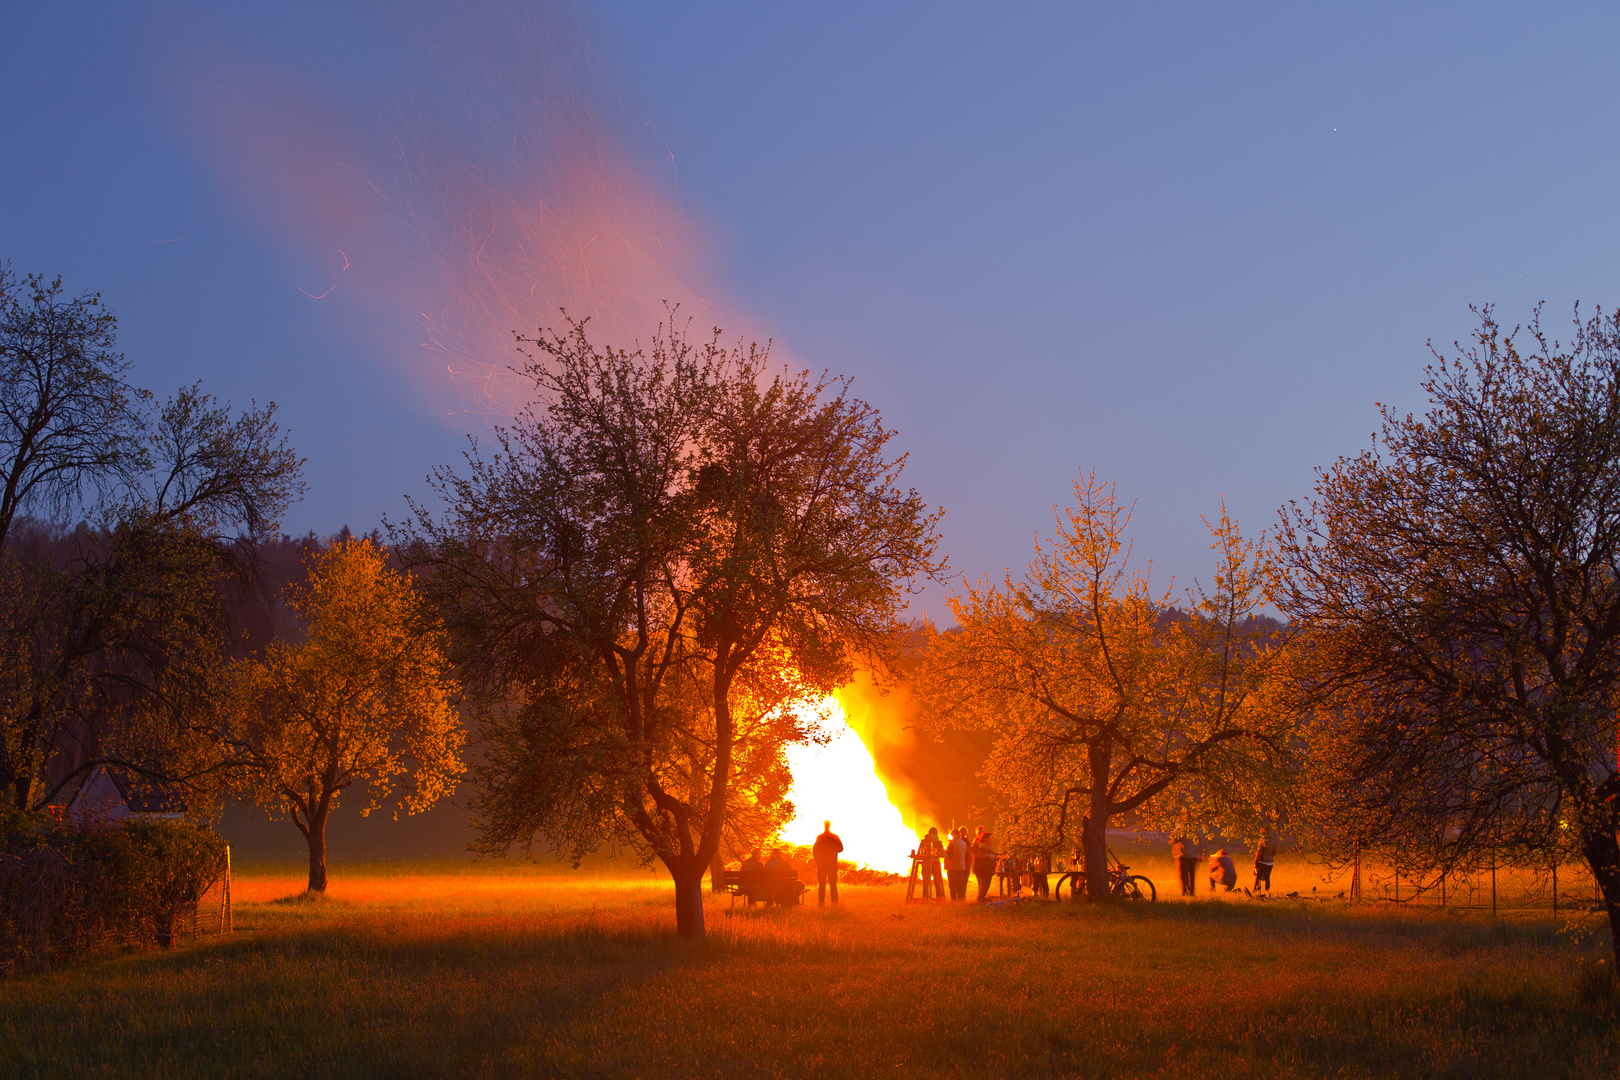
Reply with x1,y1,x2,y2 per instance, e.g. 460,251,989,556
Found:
781,696,922,873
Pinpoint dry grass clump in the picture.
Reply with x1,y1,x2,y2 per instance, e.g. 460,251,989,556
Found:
0,863,1614,1078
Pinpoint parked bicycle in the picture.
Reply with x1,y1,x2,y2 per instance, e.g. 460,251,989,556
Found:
1052,848,1156,903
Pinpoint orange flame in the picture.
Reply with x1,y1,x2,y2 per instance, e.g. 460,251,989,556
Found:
780,673,944,874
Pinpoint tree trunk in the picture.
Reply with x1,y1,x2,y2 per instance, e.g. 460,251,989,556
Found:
1083,812,1111,900
673,860,706,939
1085,746,1112,900
710,851,727,894
306,808,329,893
1580,821,1620,968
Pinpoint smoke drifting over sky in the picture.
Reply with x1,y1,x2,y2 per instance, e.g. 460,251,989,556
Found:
172,1,746,419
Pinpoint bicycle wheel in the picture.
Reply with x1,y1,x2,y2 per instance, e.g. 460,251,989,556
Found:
1121,875,1156,903
1053,873,1081,902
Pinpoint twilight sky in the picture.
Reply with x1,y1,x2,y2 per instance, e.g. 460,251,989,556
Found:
6,1,1620,622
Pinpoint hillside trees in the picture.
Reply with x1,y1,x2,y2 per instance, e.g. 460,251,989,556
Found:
917,475,1297,900
0,266,305,812
1276,304,1620,962
402,316,943,938
230,537,462,892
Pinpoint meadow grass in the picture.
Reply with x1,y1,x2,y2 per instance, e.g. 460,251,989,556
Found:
1,858,1615,1079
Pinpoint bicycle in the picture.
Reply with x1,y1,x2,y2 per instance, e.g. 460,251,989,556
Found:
1051,848,1156,903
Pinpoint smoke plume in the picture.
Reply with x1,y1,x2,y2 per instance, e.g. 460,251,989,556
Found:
167,0,742,420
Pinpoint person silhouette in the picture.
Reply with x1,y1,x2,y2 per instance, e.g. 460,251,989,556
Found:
813,820,844,904
917,827,945,898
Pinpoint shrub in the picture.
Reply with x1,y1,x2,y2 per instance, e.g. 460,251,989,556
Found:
119,819,228,946
0,812,226,975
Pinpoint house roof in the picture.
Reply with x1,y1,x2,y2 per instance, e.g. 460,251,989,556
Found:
66,765,188,815
105,767,187,814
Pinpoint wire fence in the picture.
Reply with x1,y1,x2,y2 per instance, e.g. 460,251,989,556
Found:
1342,857,1606,917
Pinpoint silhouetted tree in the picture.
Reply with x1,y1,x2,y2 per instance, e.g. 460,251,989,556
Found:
1277,304,1620,963
402,315,943,938
0,266,146,557
0,266,305,812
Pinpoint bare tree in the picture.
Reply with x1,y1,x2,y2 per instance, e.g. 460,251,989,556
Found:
0,266,305,812
0,266,146,555
1277,304,1620,963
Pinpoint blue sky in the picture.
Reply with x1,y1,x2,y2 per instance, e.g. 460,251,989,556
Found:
6,1,1619,620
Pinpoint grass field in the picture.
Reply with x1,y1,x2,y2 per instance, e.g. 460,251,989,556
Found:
1,855,1616,1079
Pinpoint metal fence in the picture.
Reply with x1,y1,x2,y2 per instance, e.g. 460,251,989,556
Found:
1343,857,1605,917
178,845,233,940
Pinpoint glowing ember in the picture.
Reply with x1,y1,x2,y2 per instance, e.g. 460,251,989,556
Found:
780,697,922,874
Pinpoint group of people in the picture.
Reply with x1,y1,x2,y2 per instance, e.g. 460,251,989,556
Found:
735,820,846,906
1171,834,1276,896
735,821,1281,908
914,826,1022,902
737,846,804,906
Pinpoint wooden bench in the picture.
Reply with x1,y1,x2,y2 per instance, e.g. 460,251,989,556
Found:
723,869,806,911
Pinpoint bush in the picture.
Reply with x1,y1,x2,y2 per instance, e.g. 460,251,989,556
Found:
119,819,228,946
0,812,226,975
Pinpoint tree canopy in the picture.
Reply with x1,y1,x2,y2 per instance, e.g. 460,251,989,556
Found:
917,475,1296,899
231,536,462,892
1277,303,1620,959
0,267,146,557
403,315,943,937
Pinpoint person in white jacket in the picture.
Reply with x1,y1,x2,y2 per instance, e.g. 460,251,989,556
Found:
945,828,971,900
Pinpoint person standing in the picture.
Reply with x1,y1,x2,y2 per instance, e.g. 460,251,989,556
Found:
1252,834,1276,893
970,829,999,902
945,827,970,900
1173,836,1198,897
813,820,844,905
917,827,945,899
1208,847,1237,892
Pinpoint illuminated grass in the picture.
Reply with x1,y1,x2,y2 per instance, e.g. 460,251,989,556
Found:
0,861,1614,1079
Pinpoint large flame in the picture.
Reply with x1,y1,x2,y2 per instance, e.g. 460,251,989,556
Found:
780,693,927,874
